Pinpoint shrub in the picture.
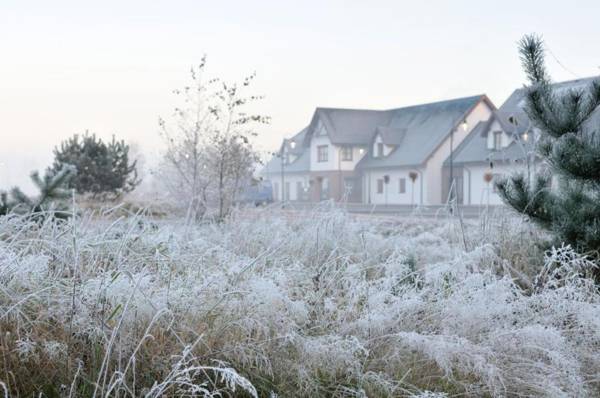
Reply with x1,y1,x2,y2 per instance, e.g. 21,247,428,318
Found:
50,132,140,198
0,207,599,396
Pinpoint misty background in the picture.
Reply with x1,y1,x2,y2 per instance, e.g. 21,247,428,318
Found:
1,0,599,192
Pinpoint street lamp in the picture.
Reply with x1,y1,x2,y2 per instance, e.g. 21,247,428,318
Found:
449,119,468,204
279,148,285,206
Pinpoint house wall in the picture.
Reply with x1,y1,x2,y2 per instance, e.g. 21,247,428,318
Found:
485,120,511,149
268,172,310,201
462,162,537,205
310,134,367,172
425,101,494,204
309,170,362,202
310,135,335,171
339,146,368,171
363,168,426,205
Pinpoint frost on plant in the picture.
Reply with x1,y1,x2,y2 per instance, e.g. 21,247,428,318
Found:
0,208,599,396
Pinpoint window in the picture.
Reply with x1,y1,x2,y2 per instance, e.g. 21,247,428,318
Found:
377,143,384,157
341,146,353,161
273,182,279,200
317,145,328,162
296,181,305,201
398,178,406,194
493,131,502,150
343,177,355,195
284,182,290,200
376,179,384,194
320,177,329,200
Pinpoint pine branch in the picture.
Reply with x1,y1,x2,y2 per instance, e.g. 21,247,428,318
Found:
10,187,33,207
501,34,600,260
495,172,554,228
0,191,9,215
518,34,550,85
547,131,600,182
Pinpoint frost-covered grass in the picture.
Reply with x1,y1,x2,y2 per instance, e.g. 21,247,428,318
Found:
0,204,599,397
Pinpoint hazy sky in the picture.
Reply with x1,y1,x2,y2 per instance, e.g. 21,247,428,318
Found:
1,0,599,189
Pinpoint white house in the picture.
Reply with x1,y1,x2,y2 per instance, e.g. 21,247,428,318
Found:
448,76,599,206
357,95,495,205
262,127,311,202
263,94,496,205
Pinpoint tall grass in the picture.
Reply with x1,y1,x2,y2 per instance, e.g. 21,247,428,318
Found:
0,204,598,397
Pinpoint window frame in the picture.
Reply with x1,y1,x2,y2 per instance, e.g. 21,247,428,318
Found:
377,142,384,157
493,131,503,150
284,181,290,200
296,181,303,197
376,179,384,194
399,178,406,194
340,146,353,161
317,145,329,162
320,177,330,200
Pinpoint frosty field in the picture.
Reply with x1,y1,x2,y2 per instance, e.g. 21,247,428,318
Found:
1,204,599,397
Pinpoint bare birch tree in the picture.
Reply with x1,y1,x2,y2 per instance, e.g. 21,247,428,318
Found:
158,57,268,221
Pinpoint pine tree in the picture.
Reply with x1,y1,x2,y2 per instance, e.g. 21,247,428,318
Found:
1,165,76,218
0,191,9,216
496,34,600,259
50,132,140,198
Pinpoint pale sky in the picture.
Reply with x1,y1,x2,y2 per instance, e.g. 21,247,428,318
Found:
1,0,599,190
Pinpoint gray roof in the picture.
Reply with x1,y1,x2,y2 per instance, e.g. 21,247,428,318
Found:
304,108,392,146
357,95,492,169
281,127,308,155
376,126,407,145
262,127,310,175
444,116,530,166
500,76,599,113
449,76,600,166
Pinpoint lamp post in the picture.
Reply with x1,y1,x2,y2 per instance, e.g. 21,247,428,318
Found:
358,148,365,203
409,171,418,207
338,146,343,201
449,119,468,204
279,140,296,206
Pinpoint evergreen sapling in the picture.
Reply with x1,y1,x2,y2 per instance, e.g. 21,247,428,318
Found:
496,34,600,263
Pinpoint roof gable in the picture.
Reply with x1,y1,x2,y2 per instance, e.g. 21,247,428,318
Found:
280,127,308,154
500,76,600,114
305,107,391,146
357,95,492,169
449,76,600,166
376,126,407,146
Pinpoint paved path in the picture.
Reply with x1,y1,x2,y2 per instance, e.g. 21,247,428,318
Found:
265,201,511,219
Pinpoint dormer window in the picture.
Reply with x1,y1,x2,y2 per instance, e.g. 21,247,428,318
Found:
377,143,384,157
286,153,297,164
340,146,353,161
317,145,328,162
493,131,502,150
315,120,326,136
